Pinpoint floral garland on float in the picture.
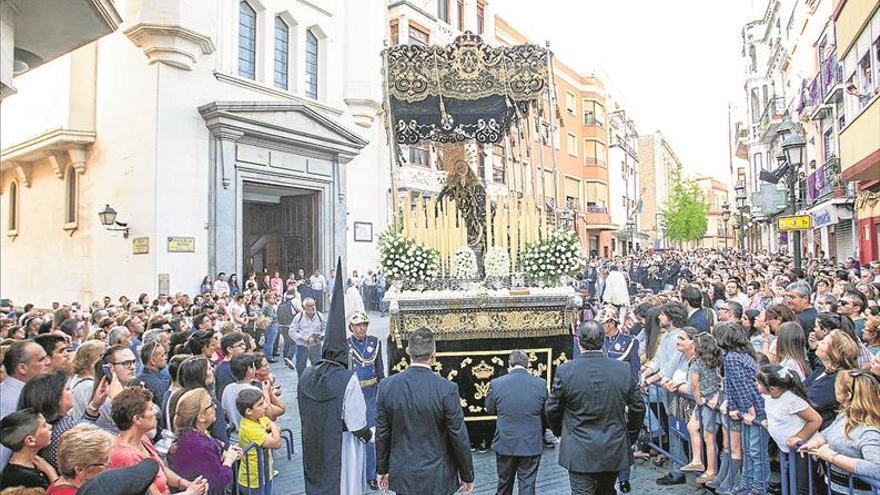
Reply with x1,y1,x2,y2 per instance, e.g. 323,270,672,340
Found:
378,230,441,290
521,229,583,286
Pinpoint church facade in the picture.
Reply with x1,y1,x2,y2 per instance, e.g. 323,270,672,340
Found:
0,0,390,305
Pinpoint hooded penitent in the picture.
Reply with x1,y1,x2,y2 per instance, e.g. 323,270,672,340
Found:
297,257,371,494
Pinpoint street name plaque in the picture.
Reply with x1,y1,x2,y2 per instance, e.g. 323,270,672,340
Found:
132,237,149,255
167,236,195,253
777,215,812,231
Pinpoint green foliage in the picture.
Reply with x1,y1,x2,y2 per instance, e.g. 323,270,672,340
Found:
661,173,709,245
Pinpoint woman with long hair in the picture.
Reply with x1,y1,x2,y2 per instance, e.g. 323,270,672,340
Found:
169,356,228,446
805,329,859,431
228,274,241,296
167,389,241,495
200,276,213,295
800,372,880,494
69,341,105,420
774,322,811,380
18,372,82,470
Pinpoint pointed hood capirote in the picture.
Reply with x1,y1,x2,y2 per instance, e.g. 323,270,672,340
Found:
321,256,348,365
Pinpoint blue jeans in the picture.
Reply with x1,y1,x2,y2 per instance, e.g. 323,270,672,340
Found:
742,418,769,492
238,479,272,495
263,323,278,359
295,345,321,376
643,386,663,437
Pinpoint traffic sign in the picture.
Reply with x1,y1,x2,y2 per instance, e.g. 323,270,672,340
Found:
777,215,811,231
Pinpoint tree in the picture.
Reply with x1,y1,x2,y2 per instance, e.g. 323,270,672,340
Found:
661,171,709,246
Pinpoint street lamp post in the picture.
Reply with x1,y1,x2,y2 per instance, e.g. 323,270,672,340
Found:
781,130,806,271
734,182,747,251
721,202,730,250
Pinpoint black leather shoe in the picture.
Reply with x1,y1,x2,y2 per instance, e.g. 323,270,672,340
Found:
618,480,631,493
367,480,379,491
655,473,686,486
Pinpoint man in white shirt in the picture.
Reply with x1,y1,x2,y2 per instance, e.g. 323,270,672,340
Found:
156,293,172,315
725,279,750,308
290,298,326,376
1,341,49,469
310,270,326,291
213,272,230,296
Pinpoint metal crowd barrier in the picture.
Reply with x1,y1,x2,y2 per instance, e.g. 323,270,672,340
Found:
642,383,879,495
231,431,295,495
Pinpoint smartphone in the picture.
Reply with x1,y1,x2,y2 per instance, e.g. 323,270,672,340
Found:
102,363,113,382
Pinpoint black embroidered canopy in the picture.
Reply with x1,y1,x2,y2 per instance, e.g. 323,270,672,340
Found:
386,32,550,144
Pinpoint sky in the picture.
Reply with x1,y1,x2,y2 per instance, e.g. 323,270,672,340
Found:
494,0,756,183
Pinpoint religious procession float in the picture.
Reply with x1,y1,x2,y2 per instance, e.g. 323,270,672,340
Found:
379,32,583,446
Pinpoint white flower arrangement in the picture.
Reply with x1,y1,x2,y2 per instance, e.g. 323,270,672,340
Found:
521,229,583,284
450,246,478,279
377,230,441,286
483,246,511,278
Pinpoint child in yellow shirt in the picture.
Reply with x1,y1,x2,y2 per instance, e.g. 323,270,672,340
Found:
236,389,281,495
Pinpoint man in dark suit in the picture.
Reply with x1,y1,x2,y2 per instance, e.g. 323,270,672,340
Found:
485,350,548,495
376,327,475,495
546,320,645,495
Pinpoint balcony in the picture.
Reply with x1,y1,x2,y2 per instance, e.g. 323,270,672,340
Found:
583,114,603,128
797,74,820,114
609,136,638,159
759,97,786,143
819,55,843,103
1,0,122,98
806,157,846,206
584,157,607,167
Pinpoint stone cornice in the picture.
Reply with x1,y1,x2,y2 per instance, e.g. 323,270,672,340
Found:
198,101,368,162
124,23,215,71
89,0,123,30
0,128,96,165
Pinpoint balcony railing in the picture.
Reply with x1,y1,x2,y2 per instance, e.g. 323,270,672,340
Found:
585,205,607,214
583,114,603,127
759,96,787,142
565,198,581,211
584,157,607,167
760,96,786,126
819,55,843,102
797,74,821,113
806,157,842,205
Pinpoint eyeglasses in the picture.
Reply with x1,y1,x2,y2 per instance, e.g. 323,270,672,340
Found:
112,359,137,369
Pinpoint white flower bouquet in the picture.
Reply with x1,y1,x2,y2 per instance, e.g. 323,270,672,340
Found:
521,229,583,285
483,246,511,278
377,230,440,289
450,246,478,279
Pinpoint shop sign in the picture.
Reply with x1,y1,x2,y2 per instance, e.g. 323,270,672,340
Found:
811,208,837,229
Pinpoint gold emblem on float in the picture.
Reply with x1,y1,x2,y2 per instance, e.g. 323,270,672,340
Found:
470,360,495,380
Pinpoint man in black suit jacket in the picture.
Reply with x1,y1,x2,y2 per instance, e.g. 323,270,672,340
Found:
485,350,548,495
376,327,475,495
546,320,645,495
